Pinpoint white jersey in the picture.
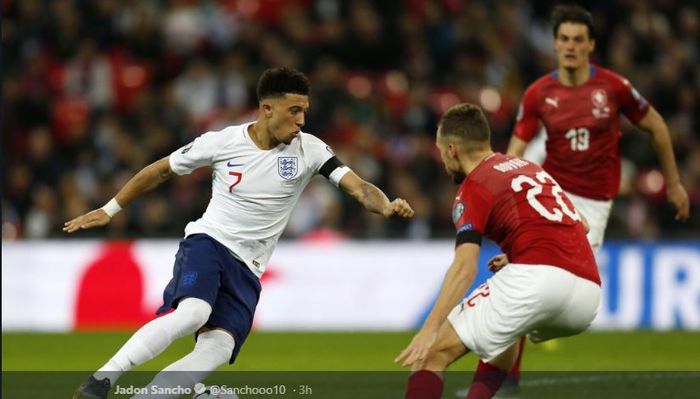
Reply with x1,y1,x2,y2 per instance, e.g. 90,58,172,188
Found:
169,122,349,277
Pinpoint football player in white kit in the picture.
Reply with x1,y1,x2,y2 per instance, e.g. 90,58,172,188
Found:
65,67,415,399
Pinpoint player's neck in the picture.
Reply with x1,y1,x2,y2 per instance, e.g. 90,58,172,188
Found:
558,64,591,87
462,149,494,175
248,122,279,150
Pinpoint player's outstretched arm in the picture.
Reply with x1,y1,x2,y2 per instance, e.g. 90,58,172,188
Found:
395,243,479,368
338,171,415,218
63,156,174,233
636,107,690,221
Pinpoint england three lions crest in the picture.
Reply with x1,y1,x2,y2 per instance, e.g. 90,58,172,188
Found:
278,157,299,180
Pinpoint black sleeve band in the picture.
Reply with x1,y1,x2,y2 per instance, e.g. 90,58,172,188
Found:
319,156,345,179
456,231,482,246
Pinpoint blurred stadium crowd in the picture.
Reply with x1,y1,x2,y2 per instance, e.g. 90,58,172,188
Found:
3,0,700,240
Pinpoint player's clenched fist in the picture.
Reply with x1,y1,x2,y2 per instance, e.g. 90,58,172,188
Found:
63,209,111,233
383,198,415,218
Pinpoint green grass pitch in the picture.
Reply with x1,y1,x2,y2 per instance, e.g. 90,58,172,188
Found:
3,331,699,371
2,331,699,398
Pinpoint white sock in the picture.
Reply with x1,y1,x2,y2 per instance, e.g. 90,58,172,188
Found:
131,329,235,399
93,297,212,386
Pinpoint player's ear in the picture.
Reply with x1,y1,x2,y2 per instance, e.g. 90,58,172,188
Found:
448,142,458,159
261,101,273,118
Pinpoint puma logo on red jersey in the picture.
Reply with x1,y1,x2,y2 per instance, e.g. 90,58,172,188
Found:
545,97,559,108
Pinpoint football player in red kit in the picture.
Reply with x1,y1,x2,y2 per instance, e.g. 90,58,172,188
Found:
500,5,689,394
509,4,689,252
396,103,601,399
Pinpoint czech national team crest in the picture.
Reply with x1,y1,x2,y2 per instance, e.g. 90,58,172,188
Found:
591,89,610,118
278,157,299,180
591,89,607,108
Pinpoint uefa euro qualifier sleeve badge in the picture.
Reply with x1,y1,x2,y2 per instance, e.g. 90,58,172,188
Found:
452,202,465,224
278,157,299,180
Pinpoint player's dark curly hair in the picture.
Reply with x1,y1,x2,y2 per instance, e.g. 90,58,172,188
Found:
438,103,491,149
552,4,595,39
257,67,311,101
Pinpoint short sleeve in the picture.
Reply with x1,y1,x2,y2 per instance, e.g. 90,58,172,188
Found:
615,75,650,124
453,183,493,246
169,130,222,175
512,85,541,142
302,134,351,186
302,134,335,171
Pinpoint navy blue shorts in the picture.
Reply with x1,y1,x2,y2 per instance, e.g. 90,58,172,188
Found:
157,234,261,363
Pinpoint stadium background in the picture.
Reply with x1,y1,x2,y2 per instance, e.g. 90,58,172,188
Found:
2,0,699,395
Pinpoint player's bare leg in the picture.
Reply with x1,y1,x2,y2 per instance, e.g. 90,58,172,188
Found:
405,321,467,399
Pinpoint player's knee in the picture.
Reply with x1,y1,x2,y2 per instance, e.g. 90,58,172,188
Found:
196,329,235,366
175,297,212,331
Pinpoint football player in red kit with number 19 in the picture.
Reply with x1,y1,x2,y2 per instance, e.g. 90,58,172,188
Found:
508,5,688,254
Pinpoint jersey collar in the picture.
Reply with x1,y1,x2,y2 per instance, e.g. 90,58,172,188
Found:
551,65,597,83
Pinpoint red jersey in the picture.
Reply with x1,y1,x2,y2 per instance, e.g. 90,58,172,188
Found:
513,65,650,200
453,153,600,285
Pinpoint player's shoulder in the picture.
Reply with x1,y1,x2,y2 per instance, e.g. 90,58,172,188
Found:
466,154,513,183
474,153,543,187
484,153,533,174
298,131,321,142
200,122,248,142
528,72,558,90
296,132,337,164
523,72,557,100
297,131,331,150
592,65,630,86
219,122,251,138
